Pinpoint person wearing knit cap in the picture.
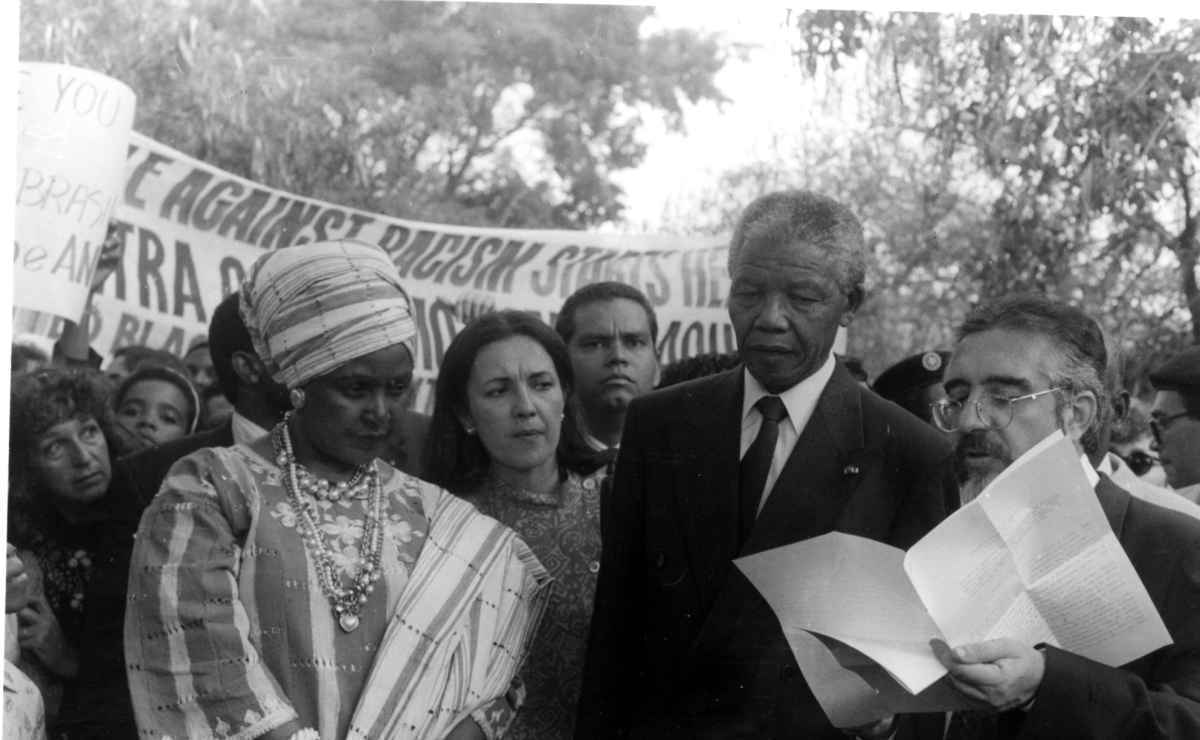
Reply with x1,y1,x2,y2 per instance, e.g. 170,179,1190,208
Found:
125,240,550,740
1148,345,1200,503
872,351,951,427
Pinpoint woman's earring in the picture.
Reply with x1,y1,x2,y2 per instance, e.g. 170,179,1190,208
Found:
464,423,476,435
289,388,307,410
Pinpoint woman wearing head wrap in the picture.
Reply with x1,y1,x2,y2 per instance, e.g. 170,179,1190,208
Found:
124,240,550,740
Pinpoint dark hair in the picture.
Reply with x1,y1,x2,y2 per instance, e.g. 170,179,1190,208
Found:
424,310,573,493
956,294,1107,455
554,281,659,345
658,351,742,388
114,365,201,435
207,292,255,403
728,190,867,299
1110,403,1150,446
8,368,118,538
199,384,232,429
109,345,189,377
12,343,49,374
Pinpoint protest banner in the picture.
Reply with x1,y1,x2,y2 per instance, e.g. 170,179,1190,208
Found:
80,132,734,411
14,63,136,328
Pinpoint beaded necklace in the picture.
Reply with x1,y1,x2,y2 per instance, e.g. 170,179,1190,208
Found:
272,417,386,633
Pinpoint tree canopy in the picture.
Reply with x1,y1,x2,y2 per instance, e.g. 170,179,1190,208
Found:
792,13,1200,378
20,0,728,228
668,13,1199,381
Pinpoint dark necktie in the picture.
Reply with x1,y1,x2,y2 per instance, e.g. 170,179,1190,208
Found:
739,395,787,546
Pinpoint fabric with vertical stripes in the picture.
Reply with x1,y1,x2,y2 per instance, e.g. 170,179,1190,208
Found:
347,486,552,739
238,239,417,389
124,443,546,739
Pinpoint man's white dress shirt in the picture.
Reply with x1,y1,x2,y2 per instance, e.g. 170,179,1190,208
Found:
740,353,836,515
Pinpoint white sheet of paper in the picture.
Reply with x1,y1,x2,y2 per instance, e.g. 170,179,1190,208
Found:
735,532,947,693
739,549,984,729
17,63,136,321
737,431,1172,728
904,432,1171,666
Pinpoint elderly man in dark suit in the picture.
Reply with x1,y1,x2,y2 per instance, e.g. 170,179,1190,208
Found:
920,295,1200,739
576,190,958,739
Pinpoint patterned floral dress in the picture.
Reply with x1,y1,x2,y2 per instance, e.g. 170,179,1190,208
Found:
464,469,606,739
124,439,523,739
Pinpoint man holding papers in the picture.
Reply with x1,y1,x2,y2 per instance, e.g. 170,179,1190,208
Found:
924,295,1200,738
576,191,957,739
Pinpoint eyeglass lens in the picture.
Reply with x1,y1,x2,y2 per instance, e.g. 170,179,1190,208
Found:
1125,451,1155,476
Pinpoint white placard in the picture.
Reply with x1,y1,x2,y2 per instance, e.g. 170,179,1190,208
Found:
15,62,136,321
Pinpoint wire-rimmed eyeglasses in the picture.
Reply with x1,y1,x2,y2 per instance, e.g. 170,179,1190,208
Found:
1120,449,1159,477
930,387,1065,433
1149,412,1195,445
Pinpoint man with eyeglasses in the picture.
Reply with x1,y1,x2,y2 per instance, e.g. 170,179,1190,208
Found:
1148,346,1200,505
921,295,1200,739
1092,334,1200,519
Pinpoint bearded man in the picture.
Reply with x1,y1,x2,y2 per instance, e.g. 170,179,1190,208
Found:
917,295,1200,739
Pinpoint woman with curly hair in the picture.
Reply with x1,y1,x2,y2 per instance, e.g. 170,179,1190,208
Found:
5,366,140,733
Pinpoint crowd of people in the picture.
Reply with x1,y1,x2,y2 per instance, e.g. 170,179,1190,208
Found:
4,189,1200,740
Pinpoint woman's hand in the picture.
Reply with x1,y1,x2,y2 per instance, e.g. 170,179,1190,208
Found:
6,545,31,614
17,594,79,677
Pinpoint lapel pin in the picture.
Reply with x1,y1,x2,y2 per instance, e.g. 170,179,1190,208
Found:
843,464,860,476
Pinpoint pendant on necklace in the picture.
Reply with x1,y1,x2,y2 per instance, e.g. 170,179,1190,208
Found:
339,612,360,632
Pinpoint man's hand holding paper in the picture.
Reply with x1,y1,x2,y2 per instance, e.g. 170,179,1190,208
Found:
930,637,1044,711
736,433,1172,726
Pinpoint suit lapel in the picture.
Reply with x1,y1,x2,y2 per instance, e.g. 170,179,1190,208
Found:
674,369,744,609
1094,474,1131,538
745,365,866,554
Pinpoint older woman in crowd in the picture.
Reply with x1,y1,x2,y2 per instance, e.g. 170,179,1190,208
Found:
5,367,143,733
124,240,549,740
424,310,607,739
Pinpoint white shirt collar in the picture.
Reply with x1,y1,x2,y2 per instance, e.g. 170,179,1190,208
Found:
231,410,269,447
1081,452,1100,488
742,353,837,436
1176,482,1200,505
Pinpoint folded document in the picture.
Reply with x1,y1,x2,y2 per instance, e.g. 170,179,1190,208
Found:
735,432,1171,727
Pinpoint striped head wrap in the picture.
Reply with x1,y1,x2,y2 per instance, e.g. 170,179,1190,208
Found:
240,239,417,389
